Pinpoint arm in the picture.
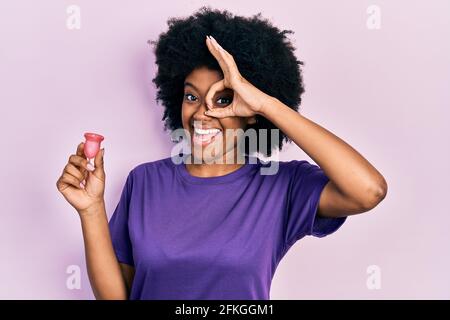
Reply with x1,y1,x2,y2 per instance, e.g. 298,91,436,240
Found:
259,97,388,218
199,37,387,217
119,263,135,297
79,201,130,299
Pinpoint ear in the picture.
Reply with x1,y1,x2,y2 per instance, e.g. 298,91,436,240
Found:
246,116,257,125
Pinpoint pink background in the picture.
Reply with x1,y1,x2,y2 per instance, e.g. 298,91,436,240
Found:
1,0,449,299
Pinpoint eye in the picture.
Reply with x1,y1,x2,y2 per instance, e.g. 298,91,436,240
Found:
184,93,197,102
215,96,232,106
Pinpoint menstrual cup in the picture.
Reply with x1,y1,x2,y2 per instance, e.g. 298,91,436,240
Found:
84,132,104,165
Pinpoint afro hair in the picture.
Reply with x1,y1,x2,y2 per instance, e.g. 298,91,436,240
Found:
148,6,305,157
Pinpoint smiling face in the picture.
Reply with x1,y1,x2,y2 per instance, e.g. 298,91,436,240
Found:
182,66,255,163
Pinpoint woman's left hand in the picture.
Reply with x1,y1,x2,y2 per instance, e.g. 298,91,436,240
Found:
204,35,273,118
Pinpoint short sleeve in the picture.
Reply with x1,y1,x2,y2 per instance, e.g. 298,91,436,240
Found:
108,170,135,266
283,160,347,248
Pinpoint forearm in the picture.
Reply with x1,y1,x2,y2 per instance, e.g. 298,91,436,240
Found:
259,97,387,205
79,202,128,300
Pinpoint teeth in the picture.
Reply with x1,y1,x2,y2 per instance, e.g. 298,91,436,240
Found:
194,127,221,135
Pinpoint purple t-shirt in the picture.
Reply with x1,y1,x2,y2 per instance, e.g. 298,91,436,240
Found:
108,154,346,300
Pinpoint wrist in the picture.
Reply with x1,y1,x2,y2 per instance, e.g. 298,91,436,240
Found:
78,200,106,219
257,95,278,118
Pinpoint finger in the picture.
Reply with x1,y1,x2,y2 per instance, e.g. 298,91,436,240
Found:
60,172,85,190
69,154,95,172
64,163,85,183
205,106,235,119
207,36,239,81
76,142,89,180
205,79,226,110
76,142,84,157
206,36,231,80
218,49,241,80
89,148,105,182
94,148,104,171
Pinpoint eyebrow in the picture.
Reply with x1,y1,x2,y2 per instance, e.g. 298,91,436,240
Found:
184,81,229,94
184,82,198,91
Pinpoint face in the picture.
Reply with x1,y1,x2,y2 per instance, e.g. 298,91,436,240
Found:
181,66,254,163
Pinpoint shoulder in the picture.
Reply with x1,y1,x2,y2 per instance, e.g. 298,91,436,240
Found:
257,157,318,178
128,156,175,178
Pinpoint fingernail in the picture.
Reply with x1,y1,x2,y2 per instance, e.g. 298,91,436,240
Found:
79,182,85,189
87,163,95,171
210,36,219,49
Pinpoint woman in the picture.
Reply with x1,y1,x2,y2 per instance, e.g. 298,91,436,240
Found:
56,7,387,300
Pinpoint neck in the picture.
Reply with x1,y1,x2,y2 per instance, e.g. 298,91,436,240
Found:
185,150,247,178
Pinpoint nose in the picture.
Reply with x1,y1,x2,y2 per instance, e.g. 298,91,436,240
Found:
192,100,211,122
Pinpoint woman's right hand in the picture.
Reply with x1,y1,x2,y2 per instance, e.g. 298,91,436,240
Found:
56,142,106,216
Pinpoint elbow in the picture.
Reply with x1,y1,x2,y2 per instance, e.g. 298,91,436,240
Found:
360,177,388,211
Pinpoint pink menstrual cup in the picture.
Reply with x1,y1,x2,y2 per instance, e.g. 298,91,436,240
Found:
84,132,104,161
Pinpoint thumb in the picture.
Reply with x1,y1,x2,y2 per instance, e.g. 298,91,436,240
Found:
93,148,105,173
205,106,235,118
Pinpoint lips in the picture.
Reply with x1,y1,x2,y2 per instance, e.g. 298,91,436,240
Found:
192,125,222,146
